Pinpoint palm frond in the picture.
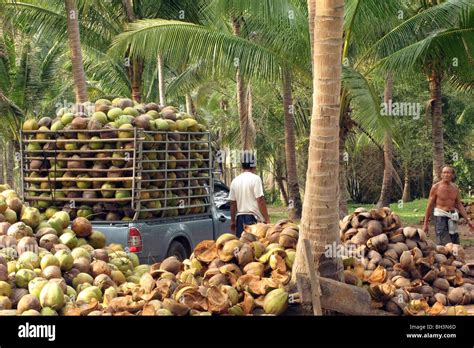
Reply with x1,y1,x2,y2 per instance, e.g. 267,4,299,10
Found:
375,26,474,77
360,0,472,64
345,0,405,57
109,19,292,84
342,66,391,144
167,60,217,97
6,1,113,51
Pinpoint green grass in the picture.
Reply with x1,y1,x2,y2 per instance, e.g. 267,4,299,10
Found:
268,199,427,225
269,196,472,226
268,206,297,224
461,239,474,247
348,199,428,225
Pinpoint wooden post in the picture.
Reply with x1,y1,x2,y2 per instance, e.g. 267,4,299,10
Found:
302,239,323,315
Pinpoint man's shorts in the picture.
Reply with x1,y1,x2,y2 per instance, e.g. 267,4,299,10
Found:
435,216,460,245
236,214,257,238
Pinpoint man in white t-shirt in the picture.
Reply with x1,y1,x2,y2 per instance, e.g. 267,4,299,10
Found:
229,153,270,237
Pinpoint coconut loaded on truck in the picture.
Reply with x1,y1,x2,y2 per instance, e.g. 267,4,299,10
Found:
20,98,232,262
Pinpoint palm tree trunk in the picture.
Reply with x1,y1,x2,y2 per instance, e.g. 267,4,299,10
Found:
0,140,4,183
293,0,344,282
246,85,256,148
276,177,289,205
232,17,254,151
275,156,289,205
421,170,426,198
235,76,247,148
6,141,14,188
338,102,352,218
157,54,165,105
307,0,315,71
282,68,302,220
185,94,195,116
131,58,143,102
377,74,394,208
428,69,444,183
122,0,135,20
338,121,349,218
64,0,87,103
402,167,411,203
122,0,142,102
236,69,254,150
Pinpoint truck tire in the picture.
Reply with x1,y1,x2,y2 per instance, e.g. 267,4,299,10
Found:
166,241,188,261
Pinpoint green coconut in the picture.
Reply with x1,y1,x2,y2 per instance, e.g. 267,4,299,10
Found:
66,286,77,299
103,287,117,306
28,277,49,298
39,282,65,310
15,269,36,288
52,211,70,229
0,281,12,297
133,264,150,277
107,108,123,121
87,230,106,249
47,218,63,235
22,119,39,131
40,254,60,270
71,247,91,261
20,207,41,229
16,260,34,271
110,257,133,274
40,307,58,316
92,112,108,124
59,232,78,249
0,198,7,214
18,251,40,269
7,260,16,273
72,273,94,289
44,207,59,219
76,282,92,294
61,113,74,125
3,209,17,224
76,286,102,303
54,250,74,271
76,238,87,247
128,252,139,268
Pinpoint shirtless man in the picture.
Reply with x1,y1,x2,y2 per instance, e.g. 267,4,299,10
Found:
423,166,474,245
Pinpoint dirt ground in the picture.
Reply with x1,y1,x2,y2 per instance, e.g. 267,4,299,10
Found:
419,223,474,262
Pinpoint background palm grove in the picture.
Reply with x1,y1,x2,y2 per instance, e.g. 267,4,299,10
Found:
0,1,472,243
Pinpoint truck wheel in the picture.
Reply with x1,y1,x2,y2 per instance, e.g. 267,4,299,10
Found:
166,241,188,261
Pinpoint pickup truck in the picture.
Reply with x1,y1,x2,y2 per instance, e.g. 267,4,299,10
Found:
91,180,231,263
20,127,232,263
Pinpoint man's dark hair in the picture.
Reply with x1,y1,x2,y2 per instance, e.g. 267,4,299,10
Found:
241,152,256,169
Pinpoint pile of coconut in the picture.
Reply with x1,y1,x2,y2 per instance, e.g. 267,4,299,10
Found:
1,184,298,316
339,207,474,316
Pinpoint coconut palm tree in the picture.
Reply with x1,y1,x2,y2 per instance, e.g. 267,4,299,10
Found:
376,74,394,208
7,0,205,103
337,0,405,216
0,7,68,187
64,0,87,103
109,0,400,219
292,0,344,281
364,0,474,183
108,1,308,217
282,67,302,219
